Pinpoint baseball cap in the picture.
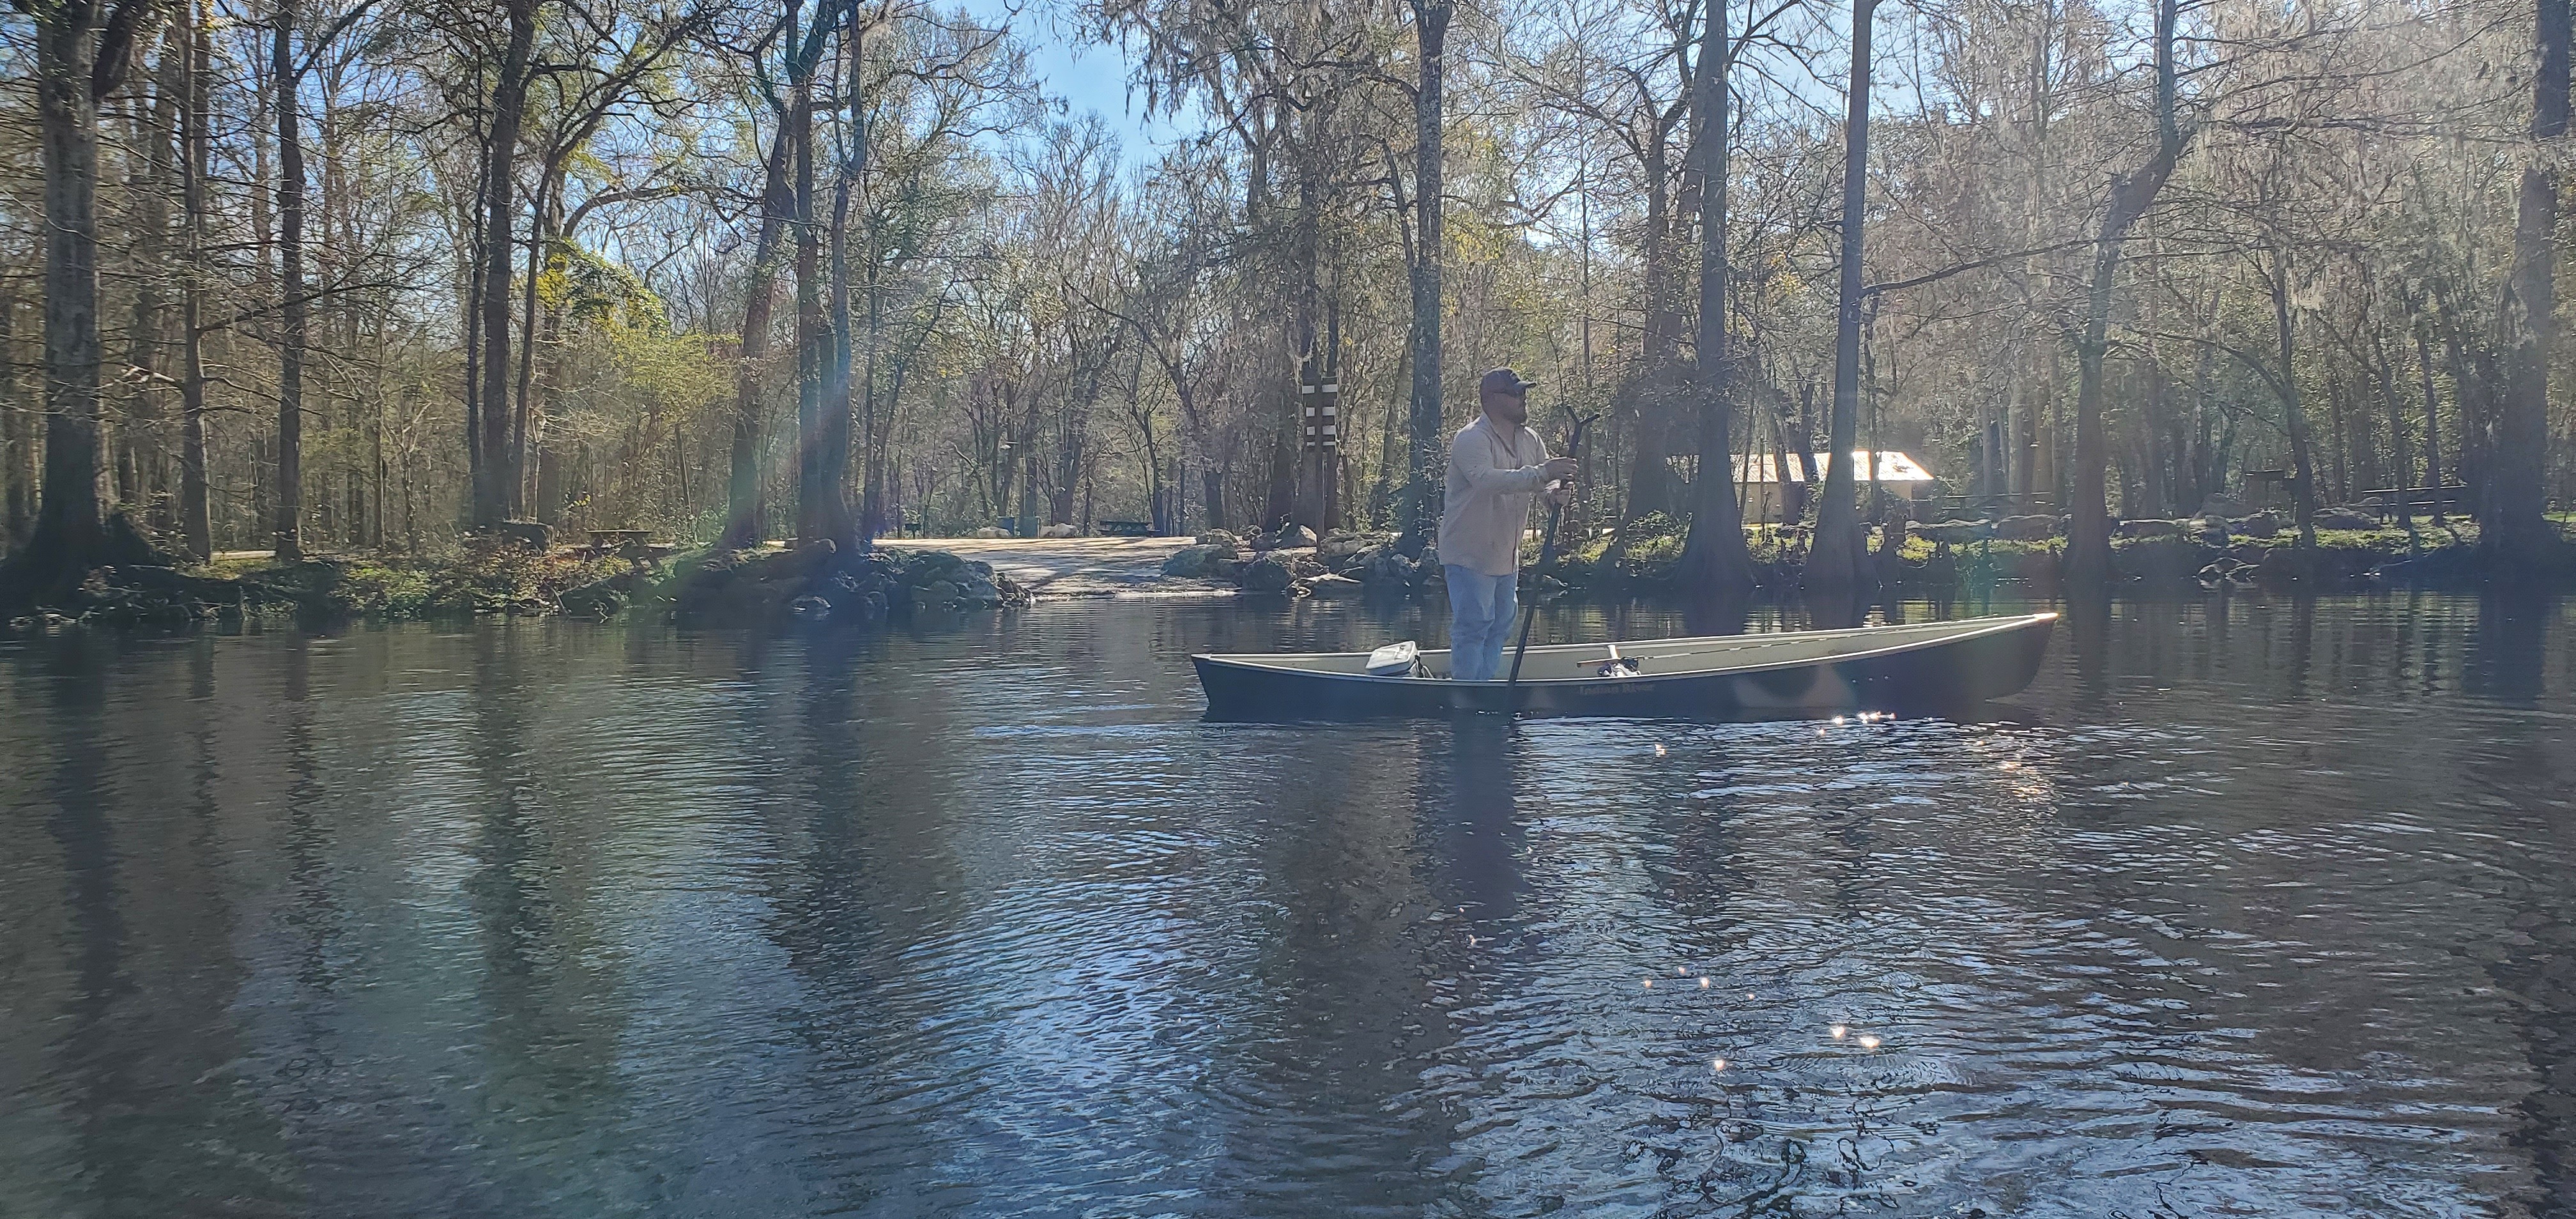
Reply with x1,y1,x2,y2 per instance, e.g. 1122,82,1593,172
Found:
1479,367,1538,397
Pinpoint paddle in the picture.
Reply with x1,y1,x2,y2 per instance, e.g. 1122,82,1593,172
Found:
1505,411,1600,696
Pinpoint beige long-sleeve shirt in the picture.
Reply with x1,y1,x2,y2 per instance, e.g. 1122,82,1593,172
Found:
1438,415,1554,576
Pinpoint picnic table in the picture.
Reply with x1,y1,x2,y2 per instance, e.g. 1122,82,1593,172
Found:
579,529,658,559
1098,519,1154,537
2363,486,2469,521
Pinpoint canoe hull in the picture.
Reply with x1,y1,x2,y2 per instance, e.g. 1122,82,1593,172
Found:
1193,615,2055,721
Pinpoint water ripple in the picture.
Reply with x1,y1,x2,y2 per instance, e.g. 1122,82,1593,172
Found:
0,594,2569,1215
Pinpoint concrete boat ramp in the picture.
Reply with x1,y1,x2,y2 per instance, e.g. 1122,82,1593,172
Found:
879,536,1238,600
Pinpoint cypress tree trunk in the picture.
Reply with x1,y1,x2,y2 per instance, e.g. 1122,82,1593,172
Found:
1016,428,1039,536
2377,326,2413,530
824,166,856,550
2271,251,2320,550
510,172,558,522
272,0,308,560
33,4,111,560
473,0,537,528
792,82,825,546
2414,315,2446,522
4,0,158,608
1397,0,1450,557
180,0,213,561
2064,0,2183,591
846,17,878,549
1805,0,1878,596
1678,0,1754,595
723,123,795,548
2,292,26,550
2324,369,2350,503
2487,0,2570,571
123,34,181,523
1619,134,1683,526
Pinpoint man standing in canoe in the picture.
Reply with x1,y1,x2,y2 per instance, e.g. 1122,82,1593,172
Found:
1439,367,1579,681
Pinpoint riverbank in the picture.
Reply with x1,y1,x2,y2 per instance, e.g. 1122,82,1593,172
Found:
1556,513,2557,595
4,512,2566,632
1,533,1188,631
0,526,1363,631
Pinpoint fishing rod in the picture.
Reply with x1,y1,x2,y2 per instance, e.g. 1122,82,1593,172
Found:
1505,410,1600,696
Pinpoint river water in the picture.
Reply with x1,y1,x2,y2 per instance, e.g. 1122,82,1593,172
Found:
3,592,2572,1217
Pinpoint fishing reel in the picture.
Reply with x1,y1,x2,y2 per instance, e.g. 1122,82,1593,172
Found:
1587,643,1642,678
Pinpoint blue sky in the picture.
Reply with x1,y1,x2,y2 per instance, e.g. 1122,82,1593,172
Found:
956,0,1182,164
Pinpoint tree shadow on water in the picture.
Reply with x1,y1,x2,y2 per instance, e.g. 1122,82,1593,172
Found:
2452,589,2575,1208
1680,590,1754,640
1433,716,1526,924
2467,587,2556,706
1803,588,1869,631
2064,589,2114,716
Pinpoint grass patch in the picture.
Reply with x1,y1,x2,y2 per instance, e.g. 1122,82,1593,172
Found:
191,543,629,620
422,543,623,614
333,562,436,617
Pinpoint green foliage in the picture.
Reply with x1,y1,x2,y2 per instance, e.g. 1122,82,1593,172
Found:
32,0,2559,575
423,542,623,615
1622,510,1685,540
602,321,726,427
1745,525,1800,565
225,547,627,619
332,562,434,618
542,242,668,330
1622,532,1685,568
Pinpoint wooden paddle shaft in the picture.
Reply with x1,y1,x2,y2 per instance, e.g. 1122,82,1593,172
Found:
1505,414,1597,691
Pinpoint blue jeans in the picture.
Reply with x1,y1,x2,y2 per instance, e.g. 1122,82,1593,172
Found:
1445,565,1519,682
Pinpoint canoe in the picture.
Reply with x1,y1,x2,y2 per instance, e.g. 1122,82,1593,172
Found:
1192,612,2057,720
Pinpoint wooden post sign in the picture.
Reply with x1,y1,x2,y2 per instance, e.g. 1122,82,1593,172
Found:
1301,380,1340,449
1301,379,1340,526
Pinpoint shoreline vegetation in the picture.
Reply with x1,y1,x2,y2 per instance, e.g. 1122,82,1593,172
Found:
6,508,2563,634
6,0,2575,630
2,522,1033,631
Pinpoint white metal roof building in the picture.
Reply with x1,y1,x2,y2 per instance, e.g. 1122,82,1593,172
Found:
1729,450,1935,484
1729,450,1935,521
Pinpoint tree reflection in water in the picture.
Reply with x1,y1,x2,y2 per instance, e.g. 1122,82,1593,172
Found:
0,592,2566,1215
